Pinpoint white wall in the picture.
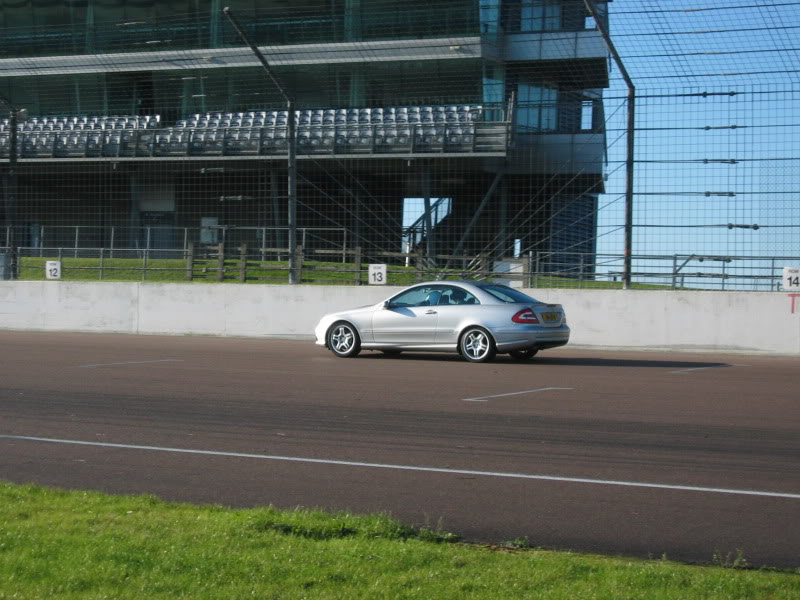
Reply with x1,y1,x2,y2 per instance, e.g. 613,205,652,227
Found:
1,281,798,354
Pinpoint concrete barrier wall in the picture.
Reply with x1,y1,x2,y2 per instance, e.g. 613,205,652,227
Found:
1,281,798,354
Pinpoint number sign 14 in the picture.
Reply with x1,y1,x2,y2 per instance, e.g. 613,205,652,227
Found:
784,267,800,291
368,264,387,285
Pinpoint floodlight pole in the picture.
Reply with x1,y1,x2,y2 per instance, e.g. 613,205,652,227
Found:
584,0,635,289
0,93,21,278
222,7,298,284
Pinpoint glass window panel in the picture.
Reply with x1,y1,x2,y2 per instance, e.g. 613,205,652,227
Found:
520,0,560,32
4,0,34,28
33,0,70,27
517,83,557,131
479,0,499,36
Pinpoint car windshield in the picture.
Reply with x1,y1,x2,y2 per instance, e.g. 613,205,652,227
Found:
478,284,538,304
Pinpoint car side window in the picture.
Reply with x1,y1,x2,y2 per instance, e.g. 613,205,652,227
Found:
439,286,479,306
479,284,538,304
388,286,437,308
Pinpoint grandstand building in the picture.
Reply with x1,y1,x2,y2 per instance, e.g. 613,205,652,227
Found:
0,0,610,274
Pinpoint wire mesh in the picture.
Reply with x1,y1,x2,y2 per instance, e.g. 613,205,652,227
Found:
0,1,797,289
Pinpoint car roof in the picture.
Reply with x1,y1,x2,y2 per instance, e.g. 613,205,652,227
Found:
404,280,541,304
404,280,496,300
414,280,480,289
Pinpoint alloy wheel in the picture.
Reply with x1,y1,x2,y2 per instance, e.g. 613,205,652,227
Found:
328,323,360,357
461,328,496,363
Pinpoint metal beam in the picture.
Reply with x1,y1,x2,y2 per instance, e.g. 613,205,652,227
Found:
222,7,298,284
583,0,635,289
0,93,21,279
441,169,505,276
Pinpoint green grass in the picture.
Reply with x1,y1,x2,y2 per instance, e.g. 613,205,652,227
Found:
17,256,667,288
1,482,798,599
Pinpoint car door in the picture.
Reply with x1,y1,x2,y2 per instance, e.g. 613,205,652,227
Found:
434,285,481,345
371,285,444,345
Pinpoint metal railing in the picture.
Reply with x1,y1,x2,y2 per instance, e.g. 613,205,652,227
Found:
7,242,800,291
528,252,800,292
5,225,348,261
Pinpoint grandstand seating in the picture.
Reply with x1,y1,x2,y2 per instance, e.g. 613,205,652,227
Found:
0,104,506,159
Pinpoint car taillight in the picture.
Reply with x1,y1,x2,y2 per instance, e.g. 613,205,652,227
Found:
512,308,539,324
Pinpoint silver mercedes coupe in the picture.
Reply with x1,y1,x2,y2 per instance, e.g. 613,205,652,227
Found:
314,281,569,363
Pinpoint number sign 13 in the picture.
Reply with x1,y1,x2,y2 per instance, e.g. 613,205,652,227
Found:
368,264,387,285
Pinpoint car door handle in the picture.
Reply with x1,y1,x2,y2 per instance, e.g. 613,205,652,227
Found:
425,310,437,314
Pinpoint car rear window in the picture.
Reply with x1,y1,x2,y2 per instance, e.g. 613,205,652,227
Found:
479,284,538,304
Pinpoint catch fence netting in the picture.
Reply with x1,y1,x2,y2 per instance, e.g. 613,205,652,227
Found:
0,1,797,288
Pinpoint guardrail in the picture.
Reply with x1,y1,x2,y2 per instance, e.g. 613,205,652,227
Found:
4,226,348,260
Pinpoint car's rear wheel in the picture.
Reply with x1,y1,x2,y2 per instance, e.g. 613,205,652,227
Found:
460,327,496,363
509,349,538,360
328,322,361,358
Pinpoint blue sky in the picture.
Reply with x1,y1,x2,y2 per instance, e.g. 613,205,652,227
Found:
594,0,800,261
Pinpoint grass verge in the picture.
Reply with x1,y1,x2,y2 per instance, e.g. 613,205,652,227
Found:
17,257,664,289
1,482,798,599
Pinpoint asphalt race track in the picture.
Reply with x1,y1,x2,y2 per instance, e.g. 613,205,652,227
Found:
1,331,798,568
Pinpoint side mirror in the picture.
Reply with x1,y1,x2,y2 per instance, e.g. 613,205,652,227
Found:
383,301,391,310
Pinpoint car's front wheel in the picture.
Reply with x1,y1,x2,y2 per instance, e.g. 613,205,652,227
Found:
509,348,538,360
327,322,361,358
459,327,496,363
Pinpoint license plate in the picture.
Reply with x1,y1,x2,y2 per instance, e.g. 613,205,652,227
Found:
542,312,560,322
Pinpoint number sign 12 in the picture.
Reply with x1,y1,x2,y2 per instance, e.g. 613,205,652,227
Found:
45,261,62,280
784,267,800,291
368,264,387,285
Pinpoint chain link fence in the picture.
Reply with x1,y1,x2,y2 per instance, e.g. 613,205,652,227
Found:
0,2,798,290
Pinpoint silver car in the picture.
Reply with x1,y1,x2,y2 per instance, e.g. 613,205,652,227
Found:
314,281,569,363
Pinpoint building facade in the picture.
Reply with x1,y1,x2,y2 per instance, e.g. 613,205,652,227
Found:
0,0,610,274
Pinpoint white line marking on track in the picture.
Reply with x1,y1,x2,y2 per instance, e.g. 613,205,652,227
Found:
3,434,797,500
463,387,573,402
670,364,741,374
78,359,183,369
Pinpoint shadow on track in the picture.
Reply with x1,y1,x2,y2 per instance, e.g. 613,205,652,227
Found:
356,352,733,370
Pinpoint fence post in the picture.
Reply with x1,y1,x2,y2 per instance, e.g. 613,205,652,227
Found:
354,246,362,286
721,260,726,291
671,255,677,289
261,228,266,262
217,242,225,282
415,247,425,282
186,242,194,281
142,248,148,281
295,245,304,283
480,253,491,280
99,249,104,281
771,258,776,291
238,243,247,282
527,251,533,288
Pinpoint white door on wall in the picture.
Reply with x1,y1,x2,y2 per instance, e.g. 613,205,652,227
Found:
201,217,219,244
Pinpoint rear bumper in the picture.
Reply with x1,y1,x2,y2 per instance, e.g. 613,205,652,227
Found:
492,324,570,352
